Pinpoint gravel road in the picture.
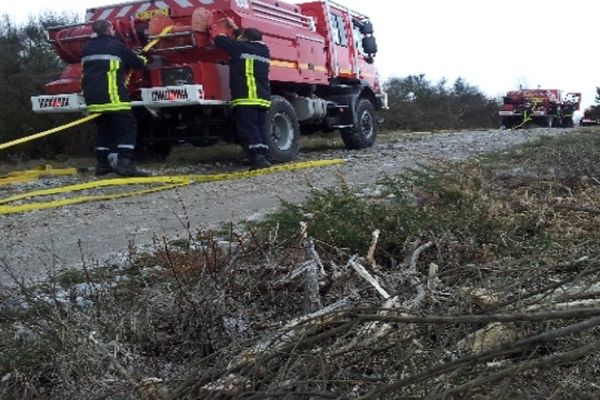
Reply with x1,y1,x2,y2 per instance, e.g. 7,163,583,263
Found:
0,128,572,283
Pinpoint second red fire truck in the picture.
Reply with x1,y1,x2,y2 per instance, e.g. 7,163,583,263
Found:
499,88,581,129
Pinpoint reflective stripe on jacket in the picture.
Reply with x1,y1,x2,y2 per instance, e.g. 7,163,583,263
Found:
214,35,271,108
81,34,147,112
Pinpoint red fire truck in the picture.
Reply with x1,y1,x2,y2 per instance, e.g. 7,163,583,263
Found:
30,0,387,162
580,106,600,126
499,89,581,129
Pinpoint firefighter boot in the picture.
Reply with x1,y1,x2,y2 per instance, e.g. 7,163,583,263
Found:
95,157,113,176
249,154,272,170
114,157,149,177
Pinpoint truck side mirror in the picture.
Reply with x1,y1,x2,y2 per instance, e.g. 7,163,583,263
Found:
362,36,377,55
359,20,374,35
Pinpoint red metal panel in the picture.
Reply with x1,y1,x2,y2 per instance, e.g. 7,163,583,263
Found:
45,64,82,95
507,89,561,103
299,1,333,78
46,0,380,100
193,62,230,100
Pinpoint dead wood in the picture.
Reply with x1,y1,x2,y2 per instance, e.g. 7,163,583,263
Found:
349,256,390,299
553,204,600,215
357,316,600,399
227,299,350,368
300,222,323,313
352,307,600,324
345,240,432,351
432,338,600,399
366,229,380,267
303,260,322,313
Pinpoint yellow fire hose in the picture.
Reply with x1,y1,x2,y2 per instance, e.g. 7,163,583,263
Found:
144,25,174,52
0,164,80,186
513,110,532,130
0,159,346,215
0,114,101,151
513,99,542,130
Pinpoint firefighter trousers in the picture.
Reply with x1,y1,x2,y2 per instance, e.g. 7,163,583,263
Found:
234,106,269,156
94,111,138,161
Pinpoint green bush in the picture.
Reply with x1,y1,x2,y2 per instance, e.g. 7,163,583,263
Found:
382,74,501,131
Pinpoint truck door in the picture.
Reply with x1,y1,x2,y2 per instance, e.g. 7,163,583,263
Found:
328,11,354,78
351,18,377,82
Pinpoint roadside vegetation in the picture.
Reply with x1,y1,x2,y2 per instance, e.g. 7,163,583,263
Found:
382,74,501,131
2,129,600,399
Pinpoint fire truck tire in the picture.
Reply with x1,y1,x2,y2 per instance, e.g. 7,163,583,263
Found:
266,96,300,163
341,99,377,149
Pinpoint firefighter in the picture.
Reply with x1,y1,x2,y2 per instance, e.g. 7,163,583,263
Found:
214,18,272,170
82,19,149,177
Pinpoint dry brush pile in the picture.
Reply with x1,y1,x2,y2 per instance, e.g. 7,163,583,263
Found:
2,130,600,399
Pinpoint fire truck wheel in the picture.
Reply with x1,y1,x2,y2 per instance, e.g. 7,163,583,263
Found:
266,96,300,163
341,99,377,149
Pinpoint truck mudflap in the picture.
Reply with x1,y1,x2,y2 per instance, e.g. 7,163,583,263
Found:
31,85,228,114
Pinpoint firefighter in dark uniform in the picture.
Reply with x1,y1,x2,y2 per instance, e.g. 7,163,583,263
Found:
82,19,148,177
214,19,272,169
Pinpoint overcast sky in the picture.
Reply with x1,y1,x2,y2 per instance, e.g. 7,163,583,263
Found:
4,0,600,109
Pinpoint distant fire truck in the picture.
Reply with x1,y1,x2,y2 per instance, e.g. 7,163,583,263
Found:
499,89,581,129
580,106,600,126
31,0,387,161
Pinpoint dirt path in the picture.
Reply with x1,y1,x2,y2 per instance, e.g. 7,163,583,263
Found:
0,128,571,283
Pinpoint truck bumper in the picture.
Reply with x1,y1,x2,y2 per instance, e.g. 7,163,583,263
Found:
31,85,228,114
499,111,548,117
31,93,87,113
376,92,389,110
499,111,519,117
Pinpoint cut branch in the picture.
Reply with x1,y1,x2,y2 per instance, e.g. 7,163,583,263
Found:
432,338,600,399
349,256,390,299
357,315,600,399
351,306,600,324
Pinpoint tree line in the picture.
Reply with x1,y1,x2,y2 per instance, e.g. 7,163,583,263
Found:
0,15,504,160
0,14,98,159
582,88,600,122
381,74,501,131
